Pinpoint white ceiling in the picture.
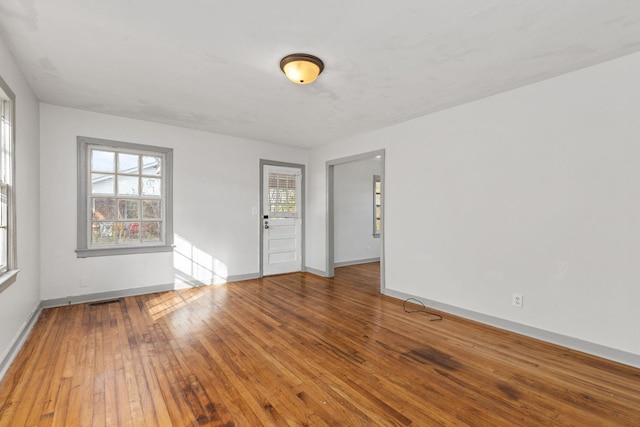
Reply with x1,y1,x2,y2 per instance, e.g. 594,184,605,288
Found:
1,1,640,148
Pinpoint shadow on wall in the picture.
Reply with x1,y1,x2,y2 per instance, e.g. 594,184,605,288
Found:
173,234,229,286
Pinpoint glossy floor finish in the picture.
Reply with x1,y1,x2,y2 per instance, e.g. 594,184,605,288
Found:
1,263,639,426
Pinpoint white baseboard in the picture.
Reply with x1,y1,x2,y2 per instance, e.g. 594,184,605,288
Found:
42,283,178,308
228,272,260,282
42,273,264,309
0,302,43,381
304,266,327,277
384,288,640,369
334,257,380,268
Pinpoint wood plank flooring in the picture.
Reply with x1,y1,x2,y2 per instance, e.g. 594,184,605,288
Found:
1,262,639,426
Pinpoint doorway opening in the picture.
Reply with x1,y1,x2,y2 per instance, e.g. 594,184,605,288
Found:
327,150,385,293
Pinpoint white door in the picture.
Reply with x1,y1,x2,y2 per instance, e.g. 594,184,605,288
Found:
262,164,302,275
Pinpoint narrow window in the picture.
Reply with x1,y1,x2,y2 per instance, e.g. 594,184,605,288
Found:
0,75,17,286
373,174,381,237
76,136,173,257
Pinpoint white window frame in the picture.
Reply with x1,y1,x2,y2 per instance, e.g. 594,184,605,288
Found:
76,136,174,257
0,75,18,291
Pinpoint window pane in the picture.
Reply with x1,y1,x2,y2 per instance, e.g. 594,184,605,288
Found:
118,200,139,220
118,175,139,195
142,200,161,219
0,228,6,272
142,177,161,196
117,222,141,244
92,198,116,220
118,153,139,174
141,221,161,241
0,187,6,227
142,156,161,176
91,222,116,244
91,150,115,172
91,173,115,194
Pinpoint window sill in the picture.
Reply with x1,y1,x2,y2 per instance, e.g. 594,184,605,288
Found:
76,245,174,258
0,269,20,294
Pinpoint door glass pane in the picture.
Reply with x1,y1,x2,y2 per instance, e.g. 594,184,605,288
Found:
141,221,161,241
142,177,161,196
268,172,297,217
142,156,162,176
93,198,116,220
91,150,115,172
118,153,139,174
91,174,115,194
142,200,161,219
119,200,140,220
118,175,139,195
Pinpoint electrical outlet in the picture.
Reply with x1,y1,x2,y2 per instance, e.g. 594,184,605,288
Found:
512,293,523,308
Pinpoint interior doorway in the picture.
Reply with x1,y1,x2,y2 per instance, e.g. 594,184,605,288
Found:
327,150,385,292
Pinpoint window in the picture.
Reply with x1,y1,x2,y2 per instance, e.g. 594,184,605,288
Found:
0,75,17,287
373,174,381,237
76,136,173,257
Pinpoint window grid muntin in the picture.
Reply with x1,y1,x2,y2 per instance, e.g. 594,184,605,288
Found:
88,144,165,248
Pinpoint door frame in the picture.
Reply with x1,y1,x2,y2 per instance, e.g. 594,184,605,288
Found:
326,149,385,293
259,159,306,277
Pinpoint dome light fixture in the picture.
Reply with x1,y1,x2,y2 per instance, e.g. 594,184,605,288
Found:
280,53,324,85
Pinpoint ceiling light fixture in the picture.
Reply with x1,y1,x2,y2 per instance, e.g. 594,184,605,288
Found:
280,53,324,85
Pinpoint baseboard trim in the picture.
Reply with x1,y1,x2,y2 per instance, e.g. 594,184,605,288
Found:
384,288,640,369
304,267,327,277
227,273,260,282
41,273,263,309
334,257,380,268
0,301,43,380
41,283,178,308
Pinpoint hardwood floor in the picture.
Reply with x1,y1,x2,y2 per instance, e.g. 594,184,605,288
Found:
1,262,639,426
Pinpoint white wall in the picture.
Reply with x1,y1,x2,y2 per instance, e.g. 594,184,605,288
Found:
40,104,307,301
308,51,640,358
0,37,41,363
334,157,381,264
